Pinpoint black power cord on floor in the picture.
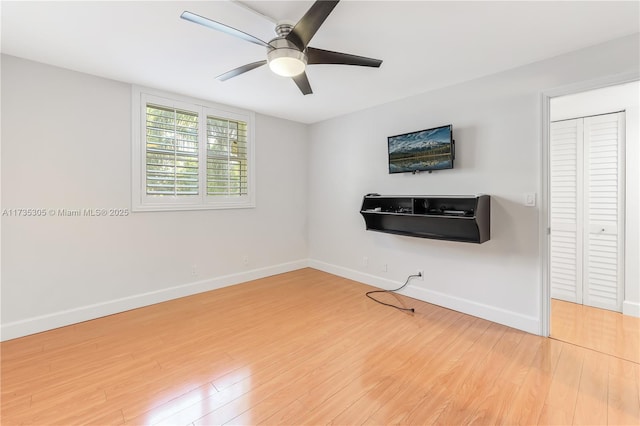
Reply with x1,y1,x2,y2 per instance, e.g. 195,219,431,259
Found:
366,272,421,313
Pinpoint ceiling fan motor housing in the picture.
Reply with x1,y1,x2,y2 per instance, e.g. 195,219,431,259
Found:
274,22,295,37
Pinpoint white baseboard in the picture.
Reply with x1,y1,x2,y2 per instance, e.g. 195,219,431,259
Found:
623,300,640,317
308,259,541,335
1,259,309,341
401,285,540,334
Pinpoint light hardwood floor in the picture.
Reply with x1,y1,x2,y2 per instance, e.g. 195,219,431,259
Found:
551,298,640,364
2,268,639,425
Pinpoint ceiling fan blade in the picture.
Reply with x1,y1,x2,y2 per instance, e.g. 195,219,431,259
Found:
181,11,271,48
307,47,383,67
286,0,340,51
217,61,267,81
292,72,313,95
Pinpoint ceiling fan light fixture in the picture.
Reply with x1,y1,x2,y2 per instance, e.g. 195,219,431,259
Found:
267,48,307,77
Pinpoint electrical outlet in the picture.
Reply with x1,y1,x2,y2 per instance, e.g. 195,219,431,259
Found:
524,192,536,207
363,256,369,267
382,263,388,272
417,269,423,280
191,264,198,277
242,255,249,266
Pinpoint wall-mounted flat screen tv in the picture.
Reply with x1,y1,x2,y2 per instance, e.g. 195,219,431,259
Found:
388,124,454,174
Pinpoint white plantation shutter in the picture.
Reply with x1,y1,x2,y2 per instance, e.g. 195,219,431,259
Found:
583,112,624,311
550,119,583,303
145,105,199,196
549,111,625,312
132,88,255,211
207,116,248,196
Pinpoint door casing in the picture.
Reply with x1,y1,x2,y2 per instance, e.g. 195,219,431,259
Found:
540,71,639,337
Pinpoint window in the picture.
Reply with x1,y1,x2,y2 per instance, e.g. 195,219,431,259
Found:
207,116,248,197
132,87,255,211
145,104,199,197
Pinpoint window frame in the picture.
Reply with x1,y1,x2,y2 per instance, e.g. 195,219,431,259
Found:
132,86,255,212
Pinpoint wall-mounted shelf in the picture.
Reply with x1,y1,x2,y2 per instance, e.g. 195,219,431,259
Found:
360,194,490,243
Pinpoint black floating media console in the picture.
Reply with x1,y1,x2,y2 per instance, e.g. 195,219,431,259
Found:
360,194,490,243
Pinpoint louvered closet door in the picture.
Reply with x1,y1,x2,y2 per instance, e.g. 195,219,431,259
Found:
550,119,583,303
583,112,624,312
550,112,625,312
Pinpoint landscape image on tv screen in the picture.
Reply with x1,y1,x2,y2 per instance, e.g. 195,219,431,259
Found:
388,125,453,173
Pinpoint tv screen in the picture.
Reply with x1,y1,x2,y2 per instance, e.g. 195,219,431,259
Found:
388,124,454,174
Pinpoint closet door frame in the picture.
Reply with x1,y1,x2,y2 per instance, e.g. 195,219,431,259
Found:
540,71,639,337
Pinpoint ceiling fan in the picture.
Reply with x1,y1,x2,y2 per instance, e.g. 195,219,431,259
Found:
180,0,383,95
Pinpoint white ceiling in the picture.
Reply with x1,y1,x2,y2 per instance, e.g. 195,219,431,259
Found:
2,1,639,124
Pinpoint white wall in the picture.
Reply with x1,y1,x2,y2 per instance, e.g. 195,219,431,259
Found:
1,55,309,340
3,34,639,340
307,34,640,334
551,82,640,316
